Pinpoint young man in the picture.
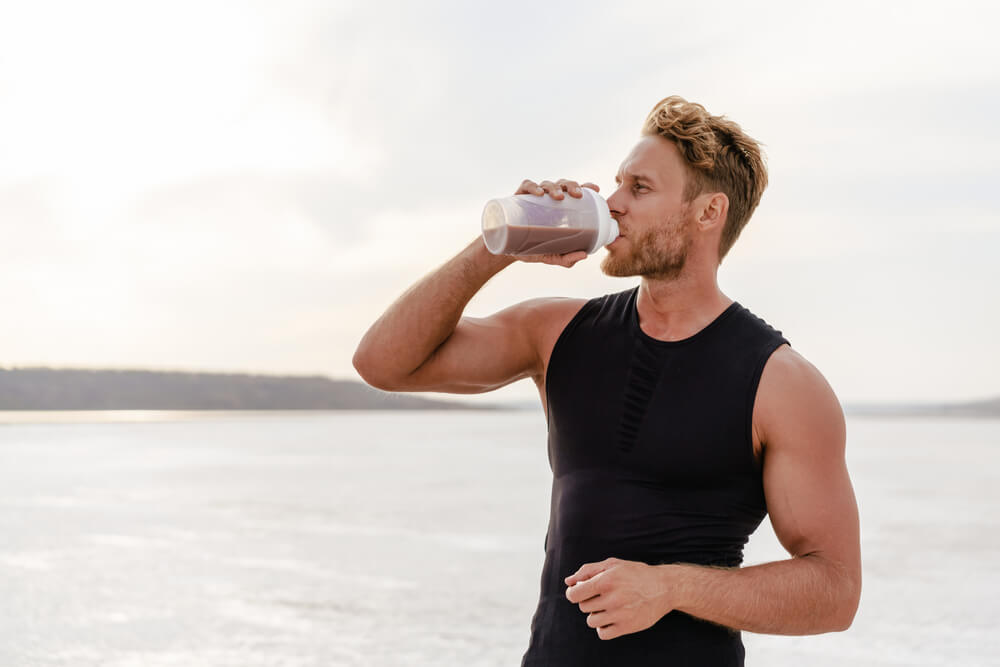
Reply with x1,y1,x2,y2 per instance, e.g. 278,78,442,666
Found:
353,96,861,666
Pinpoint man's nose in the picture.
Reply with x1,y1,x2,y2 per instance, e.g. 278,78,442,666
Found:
606,188,625,218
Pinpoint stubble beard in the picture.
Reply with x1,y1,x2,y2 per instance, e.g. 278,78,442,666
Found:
600,214,693,281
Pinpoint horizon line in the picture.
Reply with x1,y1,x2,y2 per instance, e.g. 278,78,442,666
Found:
2,365,997,407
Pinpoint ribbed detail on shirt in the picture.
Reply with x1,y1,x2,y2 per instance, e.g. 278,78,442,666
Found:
616,337,662,454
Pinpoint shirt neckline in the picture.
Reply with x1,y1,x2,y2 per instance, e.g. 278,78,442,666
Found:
628,287,742,347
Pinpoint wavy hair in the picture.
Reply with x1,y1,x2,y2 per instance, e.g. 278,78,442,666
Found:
642,96,767,260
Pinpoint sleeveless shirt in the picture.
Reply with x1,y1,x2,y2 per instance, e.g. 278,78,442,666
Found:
521,286,789,667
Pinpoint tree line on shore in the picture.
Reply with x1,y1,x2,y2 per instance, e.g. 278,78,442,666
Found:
0,367,484,411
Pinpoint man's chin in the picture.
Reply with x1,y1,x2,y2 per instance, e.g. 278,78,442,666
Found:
600,253,687,280
599,255,637,277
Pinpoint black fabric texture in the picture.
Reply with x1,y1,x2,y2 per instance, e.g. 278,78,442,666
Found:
521,286,789,667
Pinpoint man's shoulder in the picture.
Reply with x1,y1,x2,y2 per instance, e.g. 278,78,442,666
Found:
756,345,845,450
510,295,588,319
761,345,813,382
729,302,788,345
513,287,636,330
506,288,634,372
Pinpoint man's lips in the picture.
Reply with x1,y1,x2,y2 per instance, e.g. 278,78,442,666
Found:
610,220,625,243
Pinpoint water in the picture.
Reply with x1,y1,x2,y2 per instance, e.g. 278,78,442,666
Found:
0,411,997,666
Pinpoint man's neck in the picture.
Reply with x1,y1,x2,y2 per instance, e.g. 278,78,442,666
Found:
636,272,732,342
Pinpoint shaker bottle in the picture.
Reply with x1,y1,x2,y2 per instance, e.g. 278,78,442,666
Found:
481,187,619,256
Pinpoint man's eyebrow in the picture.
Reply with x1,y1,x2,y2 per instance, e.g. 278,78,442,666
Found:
615,171,653,185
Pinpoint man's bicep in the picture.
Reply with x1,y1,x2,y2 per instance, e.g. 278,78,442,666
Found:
402,298,581,394
404,312,539,393
757,349,860,566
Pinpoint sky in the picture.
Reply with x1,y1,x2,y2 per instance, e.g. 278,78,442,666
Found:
0,0,998,405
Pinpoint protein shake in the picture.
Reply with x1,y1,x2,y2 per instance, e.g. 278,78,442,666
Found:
481,188,618,256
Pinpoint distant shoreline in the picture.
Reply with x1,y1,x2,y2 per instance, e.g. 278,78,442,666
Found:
0,408,514,425
844,402,1000,419
0,367,503,412
1,367,996,418
2,407,995,426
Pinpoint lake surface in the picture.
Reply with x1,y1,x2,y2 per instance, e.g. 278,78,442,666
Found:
0,411,997,666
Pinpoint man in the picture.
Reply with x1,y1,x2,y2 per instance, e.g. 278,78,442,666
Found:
353,95,861,666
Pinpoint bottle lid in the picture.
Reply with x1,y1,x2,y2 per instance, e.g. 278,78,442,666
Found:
581,188,619,252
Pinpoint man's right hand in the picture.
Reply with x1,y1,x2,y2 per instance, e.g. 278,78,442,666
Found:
510,178,601,268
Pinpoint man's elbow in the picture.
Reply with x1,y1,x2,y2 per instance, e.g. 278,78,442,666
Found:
828,572,862,632
352,346,403,392
801,553,861,633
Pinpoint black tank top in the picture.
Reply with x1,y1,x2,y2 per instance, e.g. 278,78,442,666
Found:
521,287,789,667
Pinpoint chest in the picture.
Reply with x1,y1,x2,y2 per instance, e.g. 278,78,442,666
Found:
546,333,757,486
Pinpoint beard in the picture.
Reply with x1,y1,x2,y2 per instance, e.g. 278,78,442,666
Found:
600,214,693,280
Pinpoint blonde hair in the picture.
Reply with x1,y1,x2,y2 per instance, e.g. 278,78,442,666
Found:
642,96,767,260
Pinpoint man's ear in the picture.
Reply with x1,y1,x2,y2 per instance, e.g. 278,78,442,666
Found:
697,192,729,231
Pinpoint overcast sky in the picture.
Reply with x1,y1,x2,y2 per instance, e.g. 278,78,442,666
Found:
1,0,997,404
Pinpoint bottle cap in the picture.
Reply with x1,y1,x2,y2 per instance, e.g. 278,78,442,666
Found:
580,188,619,252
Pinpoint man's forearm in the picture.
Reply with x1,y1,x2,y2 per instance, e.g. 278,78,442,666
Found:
353,237,514,389
664,554,860,635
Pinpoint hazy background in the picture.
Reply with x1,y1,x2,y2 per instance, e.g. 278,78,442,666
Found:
1,0,998,405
